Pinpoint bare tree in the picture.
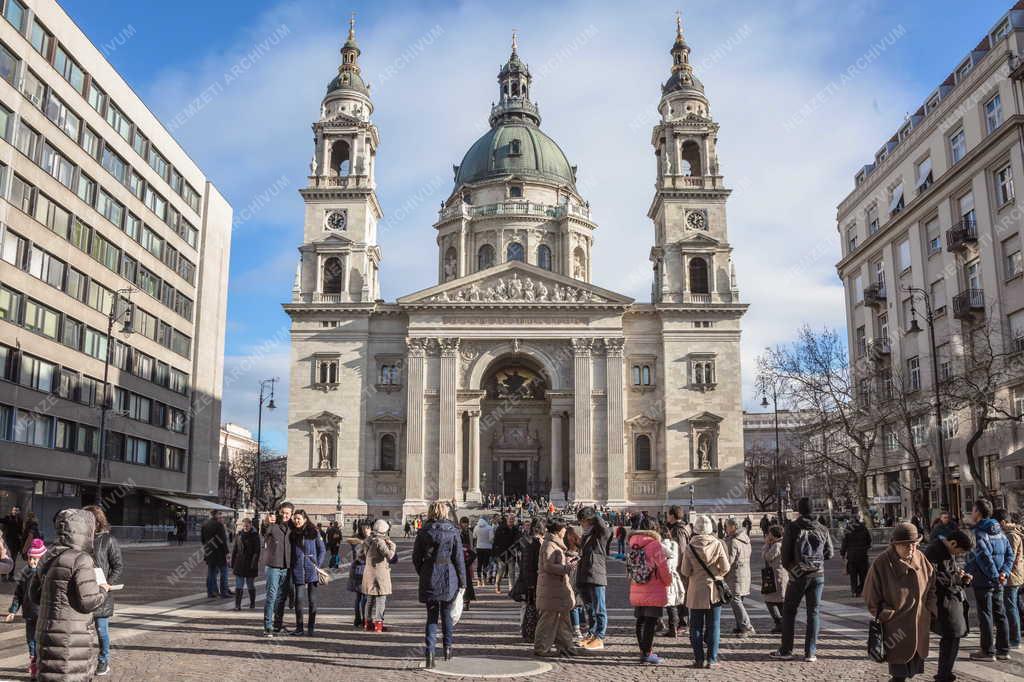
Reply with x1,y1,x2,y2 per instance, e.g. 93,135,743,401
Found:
218,447,287,511
760,327,889,524
880,365,935,519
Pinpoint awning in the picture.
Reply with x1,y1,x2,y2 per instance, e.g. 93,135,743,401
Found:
888,185,904,213
148,493,234,512
916,157,932,187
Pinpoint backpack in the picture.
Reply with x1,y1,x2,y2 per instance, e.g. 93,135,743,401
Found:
627,543,653,584
793,527,825,577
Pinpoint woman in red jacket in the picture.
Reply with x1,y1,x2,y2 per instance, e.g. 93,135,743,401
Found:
627,517,672,665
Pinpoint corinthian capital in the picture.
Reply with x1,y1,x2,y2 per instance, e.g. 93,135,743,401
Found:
571,337,594,356
603,337,625,356
406,337,429,356
438,337,461,356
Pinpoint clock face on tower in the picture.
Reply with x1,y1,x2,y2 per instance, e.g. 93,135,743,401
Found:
325,210,347,231
686,210,707,231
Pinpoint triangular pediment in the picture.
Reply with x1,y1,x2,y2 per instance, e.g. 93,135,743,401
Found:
307,411,342,424
688,411,723,424
303,232,355,248
397,260,634,305
678,232,721,246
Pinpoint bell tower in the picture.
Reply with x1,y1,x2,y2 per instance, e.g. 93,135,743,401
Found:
295,13,382,304
648,14,739,306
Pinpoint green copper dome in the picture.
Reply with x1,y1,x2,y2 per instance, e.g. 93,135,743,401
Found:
455,122,576,187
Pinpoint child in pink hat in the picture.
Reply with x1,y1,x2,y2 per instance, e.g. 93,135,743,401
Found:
4,538,46,679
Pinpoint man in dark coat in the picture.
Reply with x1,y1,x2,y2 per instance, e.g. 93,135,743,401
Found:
491,515,520,594
231,517,261,610
174,515,186,545
665,505,691,631
412,505,465,668
261,502,293,636
931,512,959,541
924,528,974,682
326,521,343,569
83,505,122,677
200,511,231,599
2,506,22,581
576,506,610,650
760,514,770,537
840,516,872,597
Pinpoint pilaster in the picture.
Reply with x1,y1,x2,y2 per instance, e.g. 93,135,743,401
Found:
571,337,594,503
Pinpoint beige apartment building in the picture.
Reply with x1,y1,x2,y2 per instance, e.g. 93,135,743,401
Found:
836,2,1024,517
0,0,232,534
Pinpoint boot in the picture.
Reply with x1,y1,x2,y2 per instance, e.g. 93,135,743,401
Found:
425,651,435,669
249,587,256,609
308,613,316,636
443,645,453,661
373,620,383,633
354,613,363,628
365,620,374,631
234,591,243,611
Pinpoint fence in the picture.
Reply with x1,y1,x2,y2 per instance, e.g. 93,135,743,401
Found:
111,524,177,543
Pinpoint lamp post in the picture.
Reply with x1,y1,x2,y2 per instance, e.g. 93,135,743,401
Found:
758,372,783,519
688,484,695,519
254,378,277,514
96,289,135,504
905,286,949,515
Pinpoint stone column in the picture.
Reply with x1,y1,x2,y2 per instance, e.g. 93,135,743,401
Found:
466,410,481,503
549,411,565,503
571,338,594,503
604,338,626,505
402,338,428,516
438,337,460,502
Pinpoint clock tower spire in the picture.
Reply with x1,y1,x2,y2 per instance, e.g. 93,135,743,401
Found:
294,13,382,304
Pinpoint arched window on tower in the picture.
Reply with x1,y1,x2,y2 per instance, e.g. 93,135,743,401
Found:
507,242,524,262
688,257,709,294
478,244,495,270
330,140,351,176
538,245,552,270
680,140,702,177
635,435,652,471
323,257,343,294
510,138,522,156
379,433,397,471
443,247,458,281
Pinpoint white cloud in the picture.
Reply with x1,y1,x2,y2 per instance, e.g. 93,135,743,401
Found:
142,0,919,430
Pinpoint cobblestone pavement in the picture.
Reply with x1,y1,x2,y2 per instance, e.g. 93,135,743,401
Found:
0,537,1021,681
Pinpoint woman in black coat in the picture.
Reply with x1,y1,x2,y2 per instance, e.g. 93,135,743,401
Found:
84,505,122,678
412,502,466,669
923,530,973,682
231,517,261,610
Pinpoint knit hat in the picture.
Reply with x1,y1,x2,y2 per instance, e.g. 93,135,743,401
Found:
693,514,715,536
890,522,919,545
27,538,46,558
372,519,390,535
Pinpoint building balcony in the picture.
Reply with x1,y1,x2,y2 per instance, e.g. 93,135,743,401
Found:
660,174,725,191
868,337,891,357
864,283,887,306
952,288,984,319
946,219,978,252
437,200,591,222
306,173,371,190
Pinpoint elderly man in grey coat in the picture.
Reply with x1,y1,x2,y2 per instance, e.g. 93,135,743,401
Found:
725,517,755,636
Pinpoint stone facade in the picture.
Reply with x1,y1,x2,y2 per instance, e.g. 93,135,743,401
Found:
284,20,748,518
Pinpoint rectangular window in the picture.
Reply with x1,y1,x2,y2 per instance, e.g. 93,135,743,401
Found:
23,299,58,339
137,266,160,298
75,173,96,206
3,1,28,35
159,282,174,309
125,436,149,465
996,164,1015,206
985,94,1003,134
143,186,167,220
52,45,85,94
168,408,186,433
915,157,933,191
44,94,81,140
64,267,87,302
95,189,124,228
131,130,147,158
162,244,179,271
183,184,201,214
9,173,33,214
908,356,921,391
898,238,912,272
55,419,75,451
40,142,75,188
847,226,858,252
75,424,98,456
942,412,959,439
124,212,141,241
82,327,108,360
146,147,169,180
69,218,90,251
0,343,16,380
103,101,132,141
157,320,171,348
173,292,193,320
20,68,44,109
0,40,17,86
166,447,184,471
13,122,40,160
14,411,52,447
18,353,55,391
959,192,976,225
931,280,947,316
1005,235,1022,280
34,192,71,239
134,307,157,340
29,19,52,58
80,126,99,159
0,404,9,440
100,145,128,184
87,280,114,315
926,218,941,254
133,352,153,381
0,227,28,268
0,102,11,141
141,226,163,259
177,257,195,284
88,232,120,272
0,284,22,322
86,81,106,114
170,169,183,195
120,254,137,283
27,246,65,289
889,183,905,215
169,367,188,394
853,274,863,303
950,128,967,164
154,361,169,387
77,376,97,406
128,171,143,199
170,330,191,357
60,316,82,350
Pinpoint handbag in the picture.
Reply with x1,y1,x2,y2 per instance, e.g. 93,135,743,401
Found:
450,588,466,625
761,564,777,595
867,616,886,663
689,544,734,606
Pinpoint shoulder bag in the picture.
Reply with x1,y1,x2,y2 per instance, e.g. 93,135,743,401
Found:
867,615,886,662
689,544,734,606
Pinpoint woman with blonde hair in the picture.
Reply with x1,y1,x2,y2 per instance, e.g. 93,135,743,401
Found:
680,514,730,669
412,501,466,668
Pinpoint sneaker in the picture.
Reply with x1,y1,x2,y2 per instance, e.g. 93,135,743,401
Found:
641,653,663,665
997,653,1011,661
96,661,110,676
969,651,996,661
769,650,795,660
581,637,605,650
707,661,720,669
804,655,817,663
29,657,38,680
1012,643,1022,650
263,629,275,639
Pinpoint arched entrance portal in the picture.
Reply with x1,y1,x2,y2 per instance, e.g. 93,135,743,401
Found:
470,353,561,501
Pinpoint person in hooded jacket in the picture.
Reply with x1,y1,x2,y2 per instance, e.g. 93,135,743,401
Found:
724,518,754,637
346,522,371,628
534,518,580,658
627,518,672,665
840,515,872,597
363,519,397,632
659,529,686,639
924,528,974,682
473,517,494,587
680,514,730,669
964,499,1016,661
458,517,477,610
83,505,122,677
995,509,1024,650
5,538,45,680
412,501,466,669
29,508,107,682
762,525,789,634
664,505,690,632
288,510,326,636
516,518,544,643
231,517,260,611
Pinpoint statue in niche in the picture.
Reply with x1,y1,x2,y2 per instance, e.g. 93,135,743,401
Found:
443,251,457,281
573,252,586,280
697,433,712,470
662,150,672,176
317,432,335,469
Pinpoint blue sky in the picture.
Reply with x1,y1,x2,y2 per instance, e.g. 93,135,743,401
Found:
60,0,1018,452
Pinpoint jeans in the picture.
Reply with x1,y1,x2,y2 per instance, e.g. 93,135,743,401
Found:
263,567,289,632
95,616,110,664
570,606,583,628
25,617,36,659
974,585,1010,655
354,592,367,623
617,538,626,555
294,582,318,632
780,574,824,657
581,584,607,639
368,595,387,621
847,556,868,595
635,616,658,654
729,594,753,631
766,603,783,629
936,633,960,681
425,600,454,653
689,606,721,664
206,562,229,596
1005,585,1021,647
234,575,255,592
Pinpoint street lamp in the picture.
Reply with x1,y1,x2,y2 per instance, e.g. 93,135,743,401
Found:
96,289,135,503
254,378,278,514
758,374,784,520
905,286,949,516
688,484,695,519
